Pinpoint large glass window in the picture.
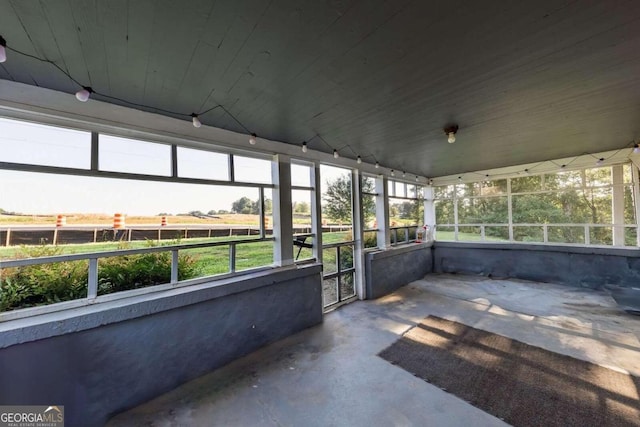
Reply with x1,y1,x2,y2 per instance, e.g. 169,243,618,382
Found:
0,118,275,314
434,164,637,246
388,180,424,245
0,118,91,169
99,134,171,176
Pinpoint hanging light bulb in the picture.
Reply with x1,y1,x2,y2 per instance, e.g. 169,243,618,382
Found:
444,125,458,144
634,144,640,154
0,36,6,63
415,176,419,182
333,149,339,158
458,176,462,181
390,170,395,177
302,142,308,153
191,114,202,128
249,133,257,145
429,179,434,185
75,86,93,102
357,156,362,164
596,158,604,166
402,171,406,178
524,169,530,174
375,162,380,169
560,164,566,169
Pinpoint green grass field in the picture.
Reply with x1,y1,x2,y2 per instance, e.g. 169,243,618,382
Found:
0,231,353,280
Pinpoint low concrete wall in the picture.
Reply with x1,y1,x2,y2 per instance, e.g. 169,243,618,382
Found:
0,264,323,427
365,244,433,299
433,242,640,288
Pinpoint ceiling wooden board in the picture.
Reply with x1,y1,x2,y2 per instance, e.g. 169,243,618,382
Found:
0,0,639,178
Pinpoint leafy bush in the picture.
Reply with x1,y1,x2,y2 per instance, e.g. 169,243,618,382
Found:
0,246,88,311
1,242,201,312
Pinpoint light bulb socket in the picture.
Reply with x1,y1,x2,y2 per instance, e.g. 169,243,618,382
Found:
0,35,6,47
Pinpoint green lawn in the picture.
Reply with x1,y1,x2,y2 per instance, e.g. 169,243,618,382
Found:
0,231,355,282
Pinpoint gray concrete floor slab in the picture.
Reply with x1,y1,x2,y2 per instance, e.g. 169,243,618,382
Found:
108,274,640,426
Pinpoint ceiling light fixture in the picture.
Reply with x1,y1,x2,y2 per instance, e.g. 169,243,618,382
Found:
357,156,362,164
458,176,462,181
191,113,202,128
0,36,6,63
75,86,93,102
402,171,406,178
444,124,459,144
560,164,566,169
375,162,380,169
302,141,308,153
333,149,339,158
596,158,604,166
634,144,640,154
249,133,257,145
391,170,395,177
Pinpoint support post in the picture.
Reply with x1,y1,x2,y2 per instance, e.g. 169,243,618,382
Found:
88,258,98,299
352,170,365,299
311,163,323,263
171,250,179,284
272,154,294,266
612,164,625,246
375,175,390,249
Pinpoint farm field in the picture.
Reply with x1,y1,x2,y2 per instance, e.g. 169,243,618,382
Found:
0,213,275,226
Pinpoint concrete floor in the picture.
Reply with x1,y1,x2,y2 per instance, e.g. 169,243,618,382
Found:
108,274,640,427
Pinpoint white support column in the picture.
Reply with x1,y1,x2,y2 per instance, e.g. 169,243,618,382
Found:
632,164,640,247
272,154,294,266
375,175,391,249
352,169,365,299
453,185,459,241
612,165,625,246
507,178,514,241
311,162,323,263
424,185,435,240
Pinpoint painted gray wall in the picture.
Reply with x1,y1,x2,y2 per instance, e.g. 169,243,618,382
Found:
0,265,323,427
433,242,640,288
365,244,433,299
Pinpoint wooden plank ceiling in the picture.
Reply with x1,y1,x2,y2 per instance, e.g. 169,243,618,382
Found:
1,0,640,178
